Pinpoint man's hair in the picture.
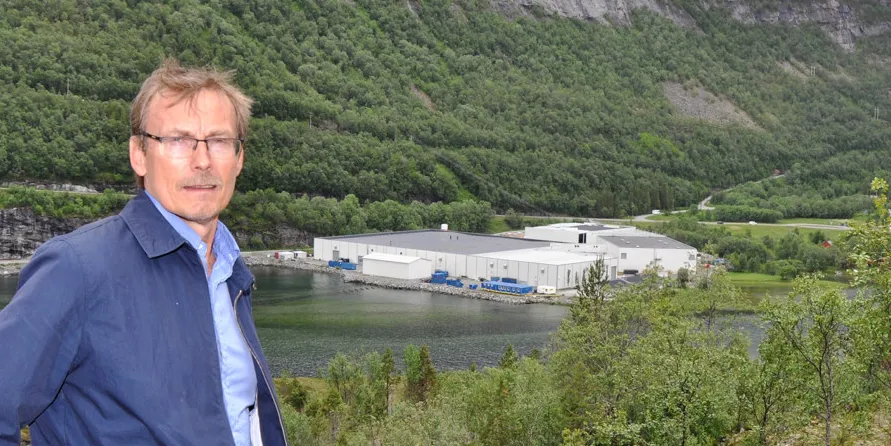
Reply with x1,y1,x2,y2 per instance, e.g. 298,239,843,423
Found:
130,58,253,188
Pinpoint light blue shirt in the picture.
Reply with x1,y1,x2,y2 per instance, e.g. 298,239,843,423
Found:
146,192,256,446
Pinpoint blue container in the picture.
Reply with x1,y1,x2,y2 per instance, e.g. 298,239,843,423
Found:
431,277,447,284
480,280,533,295
468,284,478,290
432,272,447,278
328,260,340,268
340,262,357,270
435,270,449,276
447,280,464,288
490,276,501,282
502,277,517,284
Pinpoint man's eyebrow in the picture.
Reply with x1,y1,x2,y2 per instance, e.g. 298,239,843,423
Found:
166,128,194,137
166,129,236,138
205,130,237,138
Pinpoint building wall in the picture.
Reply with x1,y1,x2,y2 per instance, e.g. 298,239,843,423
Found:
315,237,620,289
524,227,579,243
363,258,432,280
602,243,697,275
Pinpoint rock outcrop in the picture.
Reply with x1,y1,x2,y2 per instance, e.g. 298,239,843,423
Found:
713,0,891,51
0,208,88,260
0,207,315,260
493,0,890,51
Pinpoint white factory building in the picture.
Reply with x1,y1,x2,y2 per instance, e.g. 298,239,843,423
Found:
314,230,619,290
525,222,644,245
524,222,698,275
598,235,697,274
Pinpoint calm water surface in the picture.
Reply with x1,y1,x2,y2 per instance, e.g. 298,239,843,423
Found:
0,268,568,376
0,268,788,375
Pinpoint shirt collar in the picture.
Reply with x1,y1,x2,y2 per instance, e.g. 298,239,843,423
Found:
144,190,241,265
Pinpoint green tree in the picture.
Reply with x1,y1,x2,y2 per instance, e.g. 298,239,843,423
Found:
499,344,518,369
762,275,859,446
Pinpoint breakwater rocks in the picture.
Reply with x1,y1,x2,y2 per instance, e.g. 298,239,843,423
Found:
0,262,25,276
243,255,571,305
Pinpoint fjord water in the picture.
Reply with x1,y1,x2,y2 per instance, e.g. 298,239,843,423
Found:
248,267,568,376
0,267,776,374
0,268,568,376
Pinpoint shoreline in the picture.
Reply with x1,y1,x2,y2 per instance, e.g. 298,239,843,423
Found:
2,254,572,305
243,255,573,305
0,262,26,277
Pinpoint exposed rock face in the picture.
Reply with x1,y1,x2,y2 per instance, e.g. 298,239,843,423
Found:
662,81,762,129
713,0,891,51
0,208,88,260
496,0,697,27
494,0,890,51
231,226,317,251
0,207,317,259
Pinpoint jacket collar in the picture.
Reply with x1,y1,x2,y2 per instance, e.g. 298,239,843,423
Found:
121,191,189,258
121,191,255,290
228,256,255,295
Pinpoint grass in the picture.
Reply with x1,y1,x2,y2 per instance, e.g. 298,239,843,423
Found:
719,223,845,240
777,217,857,225
643,214,677,221
728,272,845,289
488,216,511,233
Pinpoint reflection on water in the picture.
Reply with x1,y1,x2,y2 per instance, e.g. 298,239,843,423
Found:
249,267,569,376
0,275,16,308
2,268,816,376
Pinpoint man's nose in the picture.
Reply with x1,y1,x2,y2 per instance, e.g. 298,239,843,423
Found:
190,141,212,170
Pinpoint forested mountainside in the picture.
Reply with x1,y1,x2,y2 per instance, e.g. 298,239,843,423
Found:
1,0,890,217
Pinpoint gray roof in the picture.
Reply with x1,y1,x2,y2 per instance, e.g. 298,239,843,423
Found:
576,224,614,232
599,235,694,250
322,230,552,255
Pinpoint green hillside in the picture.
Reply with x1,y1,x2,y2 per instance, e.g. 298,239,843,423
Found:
1,0,890,217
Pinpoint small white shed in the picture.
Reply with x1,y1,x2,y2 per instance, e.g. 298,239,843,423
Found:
362,252,432,280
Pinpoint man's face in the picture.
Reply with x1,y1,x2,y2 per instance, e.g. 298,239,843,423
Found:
130,89,243,228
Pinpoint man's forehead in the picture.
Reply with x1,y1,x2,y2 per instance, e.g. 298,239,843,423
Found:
145,88,236,131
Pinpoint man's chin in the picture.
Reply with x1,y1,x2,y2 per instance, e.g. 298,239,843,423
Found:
176,209,221,226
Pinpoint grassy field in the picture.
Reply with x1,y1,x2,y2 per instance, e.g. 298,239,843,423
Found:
776,217,861,225
719,223,845,240
728,272,846,289
488,216,511,233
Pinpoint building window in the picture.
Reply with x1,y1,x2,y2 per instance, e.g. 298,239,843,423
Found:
689,254,695,261
620,253,627,260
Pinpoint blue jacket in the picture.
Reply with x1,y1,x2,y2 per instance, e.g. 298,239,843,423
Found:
0,192,288,445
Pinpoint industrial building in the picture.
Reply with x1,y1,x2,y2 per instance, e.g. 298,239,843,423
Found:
361,252,432,280
314,230,618,289
523,222,698,275
599,235,697,274
525,222,643,245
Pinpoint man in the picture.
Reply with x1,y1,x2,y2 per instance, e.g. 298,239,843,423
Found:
0,59,287,445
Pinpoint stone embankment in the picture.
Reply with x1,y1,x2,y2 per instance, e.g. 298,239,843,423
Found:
0,261,26,276
243,255,572,305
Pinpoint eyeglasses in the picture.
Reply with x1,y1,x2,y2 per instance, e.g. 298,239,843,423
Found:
139,132,243,159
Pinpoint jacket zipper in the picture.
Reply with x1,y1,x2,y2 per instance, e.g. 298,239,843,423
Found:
233,289,290,446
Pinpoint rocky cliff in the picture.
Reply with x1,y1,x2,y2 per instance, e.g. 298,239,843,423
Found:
0,208,88,260
495,0,890,51
0,207,315,260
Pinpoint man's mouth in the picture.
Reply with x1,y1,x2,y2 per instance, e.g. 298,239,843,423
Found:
184,185,217,190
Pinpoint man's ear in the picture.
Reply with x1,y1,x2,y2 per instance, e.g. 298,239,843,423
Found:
130,136,147,177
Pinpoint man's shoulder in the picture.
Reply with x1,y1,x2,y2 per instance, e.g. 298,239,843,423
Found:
42,214,135,257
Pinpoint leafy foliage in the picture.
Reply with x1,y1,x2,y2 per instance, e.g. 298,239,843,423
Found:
2,1,890,217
